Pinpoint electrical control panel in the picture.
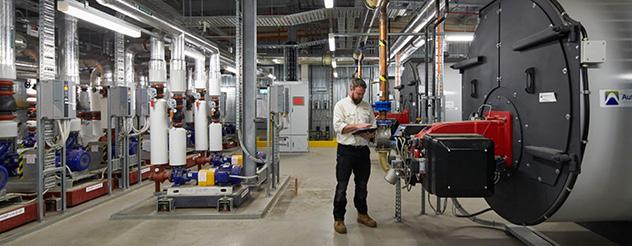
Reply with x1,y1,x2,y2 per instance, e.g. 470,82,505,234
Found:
269,84,288,114
39,80,76,119
110,86,131,117
135,87,149,117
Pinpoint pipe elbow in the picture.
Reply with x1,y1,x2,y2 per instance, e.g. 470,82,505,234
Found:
378,151,390,173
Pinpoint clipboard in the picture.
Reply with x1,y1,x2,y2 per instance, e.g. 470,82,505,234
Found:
351,126,377,135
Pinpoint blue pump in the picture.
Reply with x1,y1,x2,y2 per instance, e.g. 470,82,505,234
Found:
64,132,91,172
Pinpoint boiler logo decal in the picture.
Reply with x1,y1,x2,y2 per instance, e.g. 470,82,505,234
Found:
601,89,632,107
604,90,620,106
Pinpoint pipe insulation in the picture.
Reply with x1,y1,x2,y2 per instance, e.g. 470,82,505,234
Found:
209,122,222,152
168,127,186,166
149,99,168,165
0,0,15,80
194,100,208,151
148,37,167,83
169,33,186,93
60,15,79,85
184,47,206,90
208,53,221,96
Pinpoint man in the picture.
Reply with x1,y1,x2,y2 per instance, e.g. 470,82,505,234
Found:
332,78,377,234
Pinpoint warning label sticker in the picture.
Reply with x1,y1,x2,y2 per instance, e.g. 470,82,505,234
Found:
0,208,25,222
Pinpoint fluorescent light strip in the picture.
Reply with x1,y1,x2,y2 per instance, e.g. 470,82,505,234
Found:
324,0,334,8
57,0,142,38
224,66,237,74
328,33,336,52
445,33,474,42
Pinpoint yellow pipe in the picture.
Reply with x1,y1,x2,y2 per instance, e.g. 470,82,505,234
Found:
378,150,390,172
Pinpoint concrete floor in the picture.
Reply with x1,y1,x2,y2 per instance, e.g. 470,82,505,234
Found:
4,148,616,246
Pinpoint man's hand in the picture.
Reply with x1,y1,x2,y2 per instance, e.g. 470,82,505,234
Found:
358,131,375,140
341,123,373,134
355,123,372,129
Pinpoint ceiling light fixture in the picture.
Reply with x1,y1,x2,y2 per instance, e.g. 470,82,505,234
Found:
57,0,142,38
328,33,336,52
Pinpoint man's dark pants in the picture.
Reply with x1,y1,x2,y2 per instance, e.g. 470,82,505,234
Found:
333,144,371,221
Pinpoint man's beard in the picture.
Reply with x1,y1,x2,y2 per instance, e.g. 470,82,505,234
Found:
352,97,362,104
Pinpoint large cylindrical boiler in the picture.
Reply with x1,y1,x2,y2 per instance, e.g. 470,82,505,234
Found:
459,0,632,224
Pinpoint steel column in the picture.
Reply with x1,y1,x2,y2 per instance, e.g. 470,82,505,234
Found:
241,0,257,178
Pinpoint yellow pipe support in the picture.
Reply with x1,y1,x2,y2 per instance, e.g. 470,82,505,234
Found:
378,150,390,172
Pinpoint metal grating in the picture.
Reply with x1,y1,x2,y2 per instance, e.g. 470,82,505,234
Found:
38,0,55,81
114,32,125,86
185,7,364,27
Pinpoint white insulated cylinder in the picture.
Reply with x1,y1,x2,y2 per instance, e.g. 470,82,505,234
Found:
89,89,102,135
184,109,193,123
194,100,208,151
169,127,187,166
208,122,223,152
208,53,221,96
169,34,186,94
70,118,81,132
0,121,18,138
150,99,169,165
89,89,101,111
80,120,99,143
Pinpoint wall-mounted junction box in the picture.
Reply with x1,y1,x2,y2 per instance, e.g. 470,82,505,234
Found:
135,87,150,117
110,86,131,117
39,80,76,119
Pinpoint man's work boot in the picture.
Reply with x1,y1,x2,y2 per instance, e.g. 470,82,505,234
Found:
357,214,377,228
334,220,347,234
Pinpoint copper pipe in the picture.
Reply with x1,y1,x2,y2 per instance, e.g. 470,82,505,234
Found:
378,0,389,118
0,115,16,120
149,164,170,193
